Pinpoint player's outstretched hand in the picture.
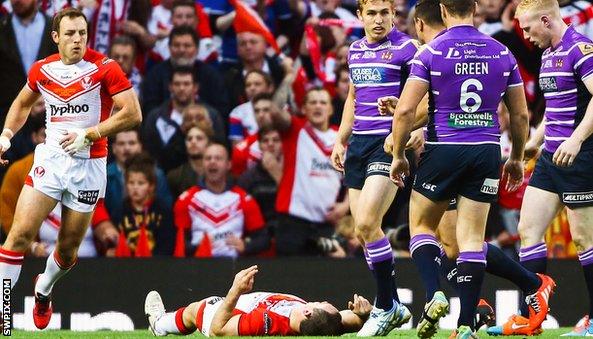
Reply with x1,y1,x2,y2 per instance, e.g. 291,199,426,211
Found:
60,128,91,155
331,142,346,172
348,294,372,318
502,159,524,192
377,96,398,116
0,135,11,166
383,133,393,154
390,157,409,188
231,265,258,295
553,137,582,167
406,129,425,151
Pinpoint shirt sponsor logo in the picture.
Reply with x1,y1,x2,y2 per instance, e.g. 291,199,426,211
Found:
310,158,334,177
49,103,90,116
350,53,361,60
367,162,390,174
351,67,384,84
480,178,499,195
562,191,593,203
422,182,436,192
445,48,463,60
448,112,494,128
78,190,99,205
539,76,558,93
543,60,553,69
578,43,593,55
34,166,45,178
362,51,376,59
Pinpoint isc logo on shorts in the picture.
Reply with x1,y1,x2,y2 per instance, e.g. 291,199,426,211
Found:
77,190,99,205
563,191,593,203
480,178,499,195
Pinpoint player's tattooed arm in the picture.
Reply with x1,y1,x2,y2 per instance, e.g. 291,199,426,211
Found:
553,76,593,167
210,265,259,336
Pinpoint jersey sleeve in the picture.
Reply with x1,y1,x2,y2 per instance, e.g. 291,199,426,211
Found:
506,50,524,88
573,42,593,81
173,189,194,230
238,309,266,336
242,193,265,233
408,47,431,83
400,40,420,77
27,61,42,93
102,60,133,96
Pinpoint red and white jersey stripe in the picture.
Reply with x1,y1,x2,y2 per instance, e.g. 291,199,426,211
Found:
27,49,131,158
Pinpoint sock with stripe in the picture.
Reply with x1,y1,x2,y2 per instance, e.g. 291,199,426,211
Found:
484,243,540,294
365,248,400,303
366,237,395,310
456,251,486,329
410,234,442,300
578,247,593,318
439,249,459,293
35,251,76,296
518,242,547,317
154,307,195,335
0,247,25,288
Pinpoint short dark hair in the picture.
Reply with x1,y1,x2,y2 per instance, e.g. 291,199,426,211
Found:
257,125,280,141
114,128,142,144
304,87,330,104
205,141,230,160
245,69,273,87
169,25,200,46
110,34,138,56
52,7,88,33
124,153,157,185
334,63,349,83
299,309,342,336
171,65,197,83
439,0,475,18
415,0,444,26
172,0,197,14
252,92,274,106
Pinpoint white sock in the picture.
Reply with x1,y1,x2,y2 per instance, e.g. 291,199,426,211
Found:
155,311,179,335
0,248,24,287
35,251,75,296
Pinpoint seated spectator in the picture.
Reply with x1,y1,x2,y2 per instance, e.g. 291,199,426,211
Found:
115,154,175,257
182,103,226,143
270,87,349,255
143,66,223,171
223,32,285,111
230,93,275,176
167,124,213,198
104,129,172,227
109,35,142,94
173,143,271,258
229,70,275,145
237,126,283,223
141,26,228,116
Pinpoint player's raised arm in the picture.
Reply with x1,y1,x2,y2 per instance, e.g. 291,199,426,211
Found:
552,76,593,167
210,265,259,336
0,86,42,165
84,87,142,142
331,82,355,172
269,101,292,132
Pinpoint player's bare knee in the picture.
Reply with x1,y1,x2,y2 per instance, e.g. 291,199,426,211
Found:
441,242,458,259
354,220,380,241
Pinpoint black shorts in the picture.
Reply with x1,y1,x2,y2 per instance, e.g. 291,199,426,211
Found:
344,134,392,189
413,144,501,203
529,150,593,208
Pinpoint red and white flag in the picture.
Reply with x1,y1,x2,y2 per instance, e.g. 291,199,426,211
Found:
229,0,280,54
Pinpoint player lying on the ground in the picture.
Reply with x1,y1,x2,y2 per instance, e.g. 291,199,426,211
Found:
144,265,375,336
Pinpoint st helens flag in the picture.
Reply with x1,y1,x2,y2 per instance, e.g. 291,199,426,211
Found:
229,0,280,54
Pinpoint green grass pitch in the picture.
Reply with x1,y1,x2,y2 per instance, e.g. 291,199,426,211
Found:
8,328,575,338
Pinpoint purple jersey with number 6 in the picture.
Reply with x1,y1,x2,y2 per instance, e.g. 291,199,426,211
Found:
539,26,593,153
409,25,523,145
348,28,418,136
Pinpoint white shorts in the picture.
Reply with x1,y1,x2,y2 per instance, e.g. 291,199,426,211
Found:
196,296,224,337
26,144,106,213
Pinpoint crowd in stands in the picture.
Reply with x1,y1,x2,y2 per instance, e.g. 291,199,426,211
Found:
0,0,588,259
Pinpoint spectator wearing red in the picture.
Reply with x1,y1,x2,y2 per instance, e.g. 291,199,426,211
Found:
174,143,271,257
270,87,348,256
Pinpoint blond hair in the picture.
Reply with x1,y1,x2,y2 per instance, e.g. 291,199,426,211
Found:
515,0,560,18
357,0,394,13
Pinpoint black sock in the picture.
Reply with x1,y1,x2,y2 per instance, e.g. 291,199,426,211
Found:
518,243,547,317
440,253,459,293
367,237,395,310
410,234,442,300
578,248,593,318
391,262,400,303
485,243,540,294
457,251,486,330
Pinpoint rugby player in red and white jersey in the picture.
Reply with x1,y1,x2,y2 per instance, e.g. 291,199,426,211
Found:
0,7,141,329
144,265,374,336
